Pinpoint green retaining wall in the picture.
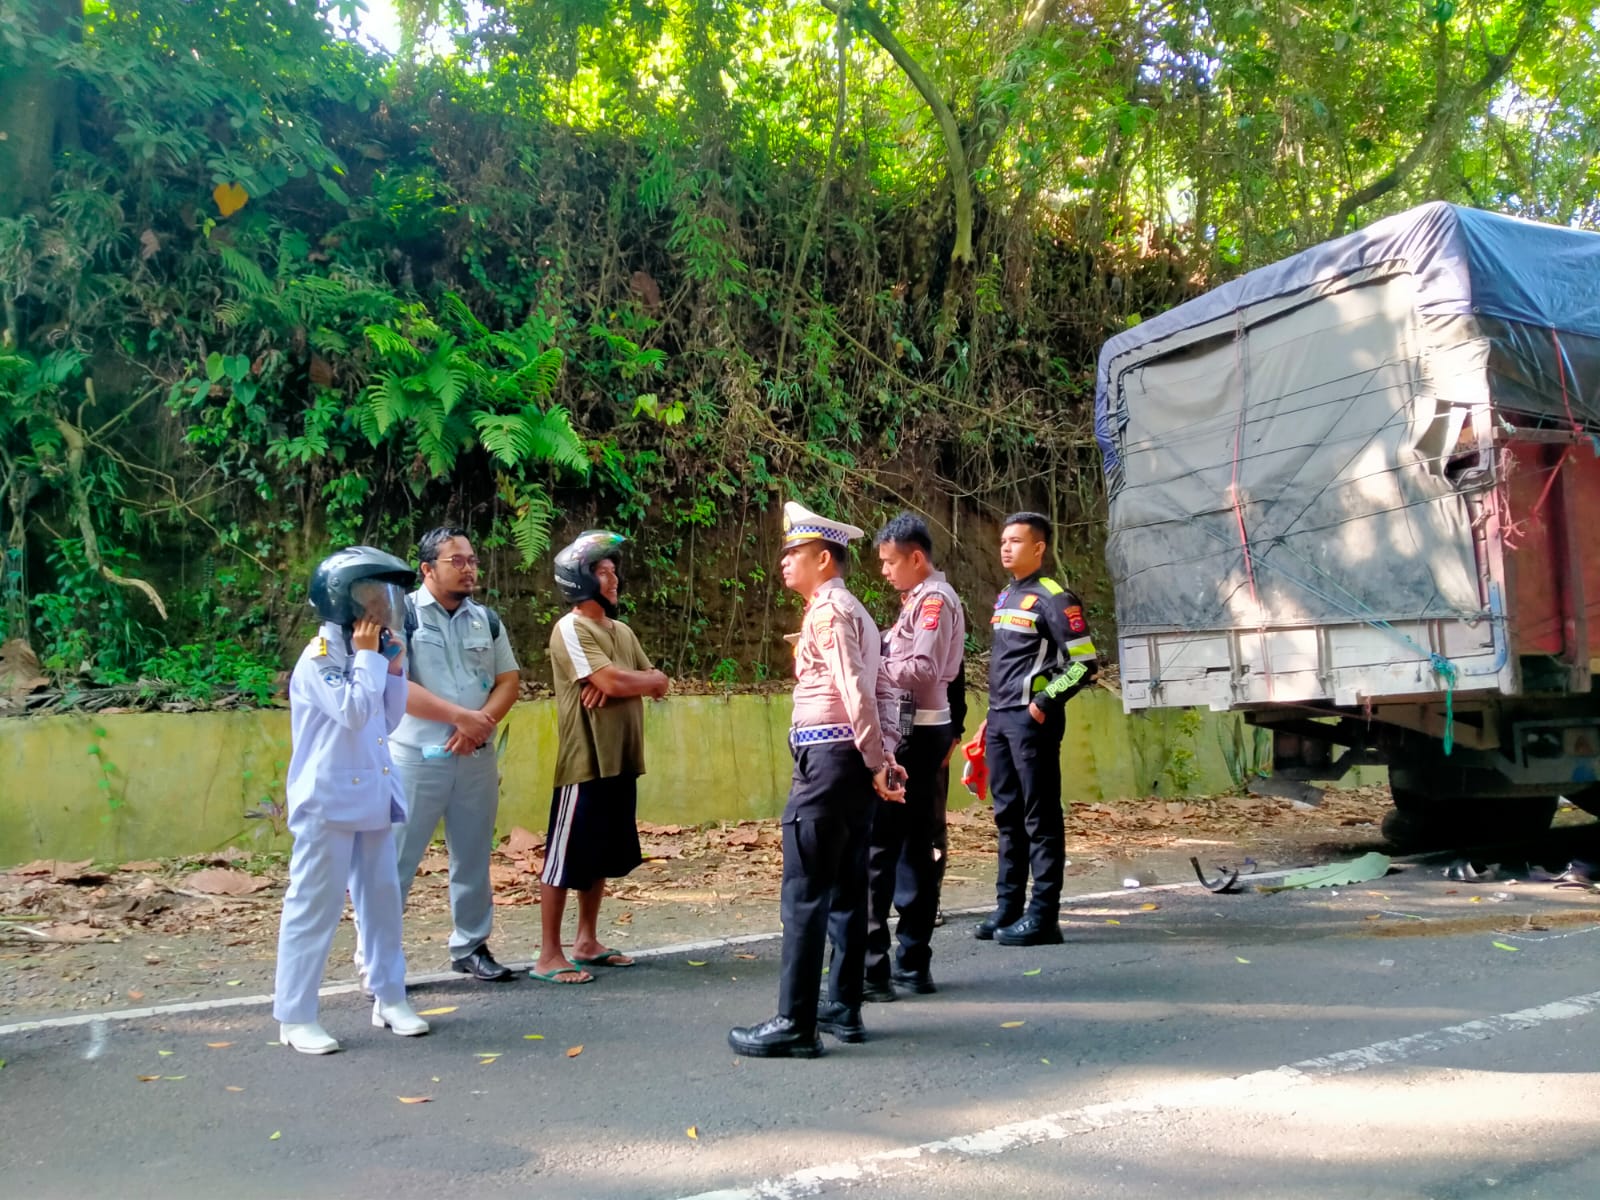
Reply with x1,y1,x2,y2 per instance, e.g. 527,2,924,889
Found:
0,691,1382,866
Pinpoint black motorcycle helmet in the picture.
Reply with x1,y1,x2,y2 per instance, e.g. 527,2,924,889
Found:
308,546,415,633
553,530,626,616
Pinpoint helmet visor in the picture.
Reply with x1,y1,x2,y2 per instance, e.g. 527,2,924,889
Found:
349,579,408,634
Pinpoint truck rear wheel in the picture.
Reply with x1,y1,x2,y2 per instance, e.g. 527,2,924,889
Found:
1383,786,1558,853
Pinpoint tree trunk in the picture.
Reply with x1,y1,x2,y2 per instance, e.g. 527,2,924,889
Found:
0,0,82,219
821,0,975,268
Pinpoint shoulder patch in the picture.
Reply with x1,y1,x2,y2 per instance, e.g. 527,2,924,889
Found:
813,611,835,650
320,667,346,688
309,635,329,658
1065,604,1088,634
1039,577,1065,596
994,589,1008,610
920,595,945,630
1019,593,1039,610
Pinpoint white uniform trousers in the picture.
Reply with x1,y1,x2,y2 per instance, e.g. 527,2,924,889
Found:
392,744,500,955
273,811,407,1024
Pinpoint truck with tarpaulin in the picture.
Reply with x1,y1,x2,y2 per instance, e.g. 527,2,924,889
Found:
1093,202,1600,846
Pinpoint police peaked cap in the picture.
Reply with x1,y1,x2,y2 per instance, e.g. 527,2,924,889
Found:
308,545,415,625
781,501,864,552
554,530,626,605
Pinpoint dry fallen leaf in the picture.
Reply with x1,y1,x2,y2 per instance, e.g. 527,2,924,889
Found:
225,980,242,987
1105,919,1121,925
502,826,544,856
138,1074,161,1082
163,1076,186,1081
158,1050,174,1057
1492,941,1520,952
417,1007,457,1016
207,1042,233,1049
734,953,757,960
1000,1021,1025,1029
1023,968,1041,976
687,960,707,967
523,1034,544,1040
186,867,269,896
1140,903,1160,911
686,1126,699,1140
269,1131,282,1141
398,1096,432,1104
127,990,145,1001
1236,957,1251,964
566,1045,584,1058
226,1086,245,1093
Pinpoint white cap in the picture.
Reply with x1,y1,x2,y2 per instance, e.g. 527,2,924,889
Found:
781,501,864,552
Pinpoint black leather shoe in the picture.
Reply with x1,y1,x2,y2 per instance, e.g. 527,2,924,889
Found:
892,967,937,995
729,1015,824,1058
817,1000,866,1043
451,946,514,981
861,975,897,1004
995,913,1064,946
974,910,1022,941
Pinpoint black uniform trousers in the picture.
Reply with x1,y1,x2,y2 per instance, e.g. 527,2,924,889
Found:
984,704,1067,919
865,723,955,978
778,742,878,1024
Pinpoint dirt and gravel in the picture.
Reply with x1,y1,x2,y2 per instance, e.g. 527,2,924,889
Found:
0,786,1419,1023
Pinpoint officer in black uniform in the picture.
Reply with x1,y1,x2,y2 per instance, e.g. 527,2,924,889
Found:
973,512,1098,947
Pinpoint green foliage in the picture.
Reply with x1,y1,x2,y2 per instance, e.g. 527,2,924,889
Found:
141,641,280,706
1,0,1596,689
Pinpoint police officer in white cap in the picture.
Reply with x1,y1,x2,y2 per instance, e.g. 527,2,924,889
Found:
729,502,905,1059
274,547,430,1054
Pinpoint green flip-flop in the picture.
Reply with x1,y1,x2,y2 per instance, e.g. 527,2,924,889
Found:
528,966,595,984
572,948,634,968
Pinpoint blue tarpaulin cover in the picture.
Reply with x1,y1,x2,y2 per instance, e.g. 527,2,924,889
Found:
1092,202,1600,635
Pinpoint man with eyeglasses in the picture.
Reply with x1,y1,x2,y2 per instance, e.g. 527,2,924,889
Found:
388,526,522,982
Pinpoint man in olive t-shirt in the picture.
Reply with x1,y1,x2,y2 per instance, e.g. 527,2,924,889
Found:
534,531,669,984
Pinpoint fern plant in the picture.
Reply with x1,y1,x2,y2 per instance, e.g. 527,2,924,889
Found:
355,293,589,563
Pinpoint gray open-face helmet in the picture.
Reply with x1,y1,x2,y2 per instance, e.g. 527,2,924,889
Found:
308,546,415,633
554,530,626,616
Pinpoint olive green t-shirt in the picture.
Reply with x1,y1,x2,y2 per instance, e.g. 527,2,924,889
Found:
549,611,652,787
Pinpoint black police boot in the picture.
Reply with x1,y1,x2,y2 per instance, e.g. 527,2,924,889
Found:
891,966,937,995
995,913,1065,947
861,972,897,1004
817,1000,867,1044
728,1015,824,1059
974,909,1022,941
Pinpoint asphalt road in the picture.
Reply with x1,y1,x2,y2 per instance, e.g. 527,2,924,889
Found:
6,831,1600,1200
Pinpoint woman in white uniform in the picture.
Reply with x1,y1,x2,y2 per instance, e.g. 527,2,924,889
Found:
272,546,431,1054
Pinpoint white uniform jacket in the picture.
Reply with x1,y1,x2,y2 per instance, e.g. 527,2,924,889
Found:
284,623,408,831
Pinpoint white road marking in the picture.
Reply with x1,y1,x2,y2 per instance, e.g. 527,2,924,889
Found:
82,1018,107,1060
0,866,1314,1037
678,988,1600,1200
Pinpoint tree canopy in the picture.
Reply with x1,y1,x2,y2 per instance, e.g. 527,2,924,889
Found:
0,0,1595,695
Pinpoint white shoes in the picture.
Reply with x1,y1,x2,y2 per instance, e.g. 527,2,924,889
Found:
280,1022,340,1055
372,997,430,1037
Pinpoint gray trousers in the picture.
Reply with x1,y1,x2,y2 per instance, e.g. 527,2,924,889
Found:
392,744,501,956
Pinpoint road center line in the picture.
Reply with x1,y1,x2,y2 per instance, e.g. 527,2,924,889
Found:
0,866,1307,1038
676,987,1600,1200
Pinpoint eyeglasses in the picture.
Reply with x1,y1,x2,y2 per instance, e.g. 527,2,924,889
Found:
435,554,479,571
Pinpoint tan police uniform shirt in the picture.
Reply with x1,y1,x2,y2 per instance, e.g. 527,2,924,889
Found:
790,577,900,770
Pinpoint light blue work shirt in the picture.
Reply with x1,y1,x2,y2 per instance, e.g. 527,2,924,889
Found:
392,587,519,749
